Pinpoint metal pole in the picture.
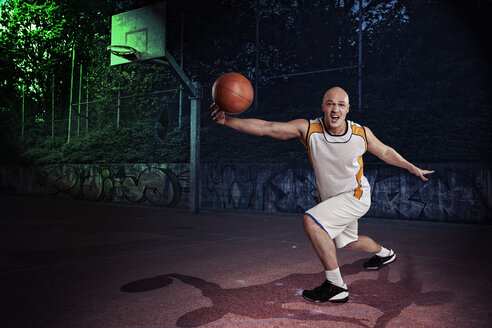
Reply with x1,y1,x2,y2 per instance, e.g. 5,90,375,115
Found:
117,86,120,129
358,0,363,112
21,86,25,143
255,16,259,111
178,13,184,128
86,79,89,134
117,66,121,129
77,63,82,137
189,81,201,213
67,46,75,144
52,75,55,145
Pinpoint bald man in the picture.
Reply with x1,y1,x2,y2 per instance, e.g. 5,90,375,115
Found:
211,87,433,303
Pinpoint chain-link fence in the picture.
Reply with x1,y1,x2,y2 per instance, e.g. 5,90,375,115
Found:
47,65,190,145
7,55,193,165
202,0,491,164
3,0,490,165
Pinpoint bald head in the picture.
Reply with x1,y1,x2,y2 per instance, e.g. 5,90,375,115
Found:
321,86,350,134
322,87,350,105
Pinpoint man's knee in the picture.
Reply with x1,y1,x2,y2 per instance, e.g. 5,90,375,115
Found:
302,214,317,235
343,240,359,249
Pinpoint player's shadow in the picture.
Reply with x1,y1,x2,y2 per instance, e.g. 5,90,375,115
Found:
121,258,454,328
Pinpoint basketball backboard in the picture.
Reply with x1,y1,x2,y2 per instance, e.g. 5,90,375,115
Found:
110,2,166,66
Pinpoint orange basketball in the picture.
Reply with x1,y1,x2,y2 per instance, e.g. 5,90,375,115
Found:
212,72,254,114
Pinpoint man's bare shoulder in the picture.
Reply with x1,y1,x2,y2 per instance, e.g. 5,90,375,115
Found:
288,119,310,135
289,118,310,128
362,126,375,138
285,119,310,146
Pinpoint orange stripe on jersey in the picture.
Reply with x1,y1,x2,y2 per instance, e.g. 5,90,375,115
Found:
306,122,323,202
307,123,323,143
351,125,366,199
351,124,367,152
353,187,363,199
306,123,323,168
353,155,364,199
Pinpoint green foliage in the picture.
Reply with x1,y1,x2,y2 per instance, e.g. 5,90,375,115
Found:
21,138,64,164
19,122,190,164
0,0,68,105
60,122,189,164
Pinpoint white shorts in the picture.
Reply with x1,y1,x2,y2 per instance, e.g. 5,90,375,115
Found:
305,187,371,248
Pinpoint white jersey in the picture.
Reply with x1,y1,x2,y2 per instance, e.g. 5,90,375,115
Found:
306,118,370,201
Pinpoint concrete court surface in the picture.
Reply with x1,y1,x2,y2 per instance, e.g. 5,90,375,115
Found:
1,195,491,328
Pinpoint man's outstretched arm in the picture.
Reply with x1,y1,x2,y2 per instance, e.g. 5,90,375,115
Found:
211,104,308,144
364,126,434,181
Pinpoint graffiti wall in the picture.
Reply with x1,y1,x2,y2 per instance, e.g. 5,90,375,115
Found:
0,164,189,208
201,163,492,223
1,163,490,223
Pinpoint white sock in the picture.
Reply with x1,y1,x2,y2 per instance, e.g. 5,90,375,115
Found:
325,267,345,288
376,246,392,257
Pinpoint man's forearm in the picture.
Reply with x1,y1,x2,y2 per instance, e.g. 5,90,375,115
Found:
220,115,304,141
365,126,433,181
380,147,415,171
224,116,270,136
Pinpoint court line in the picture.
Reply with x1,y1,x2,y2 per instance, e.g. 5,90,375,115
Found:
121,295,452,328
0,237,243,275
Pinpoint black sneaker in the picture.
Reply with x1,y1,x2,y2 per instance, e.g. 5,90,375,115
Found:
302,280,349,303
363,249,396,270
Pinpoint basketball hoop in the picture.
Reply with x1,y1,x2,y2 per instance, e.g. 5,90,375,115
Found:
107,45,141,61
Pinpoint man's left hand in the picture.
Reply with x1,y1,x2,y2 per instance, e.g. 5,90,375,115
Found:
409,166,434,181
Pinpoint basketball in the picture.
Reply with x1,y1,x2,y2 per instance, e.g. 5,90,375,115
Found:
212,72,254,114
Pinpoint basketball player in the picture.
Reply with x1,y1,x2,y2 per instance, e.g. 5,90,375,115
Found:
211,86,434,303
